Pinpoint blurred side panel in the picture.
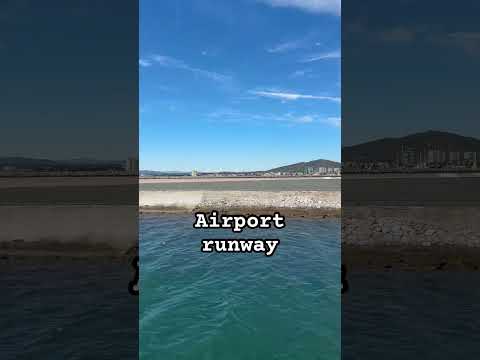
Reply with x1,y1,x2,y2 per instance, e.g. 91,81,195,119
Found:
342,0,480,358
0,1,139,359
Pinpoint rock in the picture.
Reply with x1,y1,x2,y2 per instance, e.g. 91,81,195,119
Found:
425,229,436,236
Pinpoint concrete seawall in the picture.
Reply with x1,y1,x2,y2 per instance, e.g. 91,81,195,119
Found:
0,206,137,256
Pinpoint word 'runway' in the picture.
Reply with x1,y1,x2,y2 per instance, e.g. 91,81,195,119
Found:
201,239,280,256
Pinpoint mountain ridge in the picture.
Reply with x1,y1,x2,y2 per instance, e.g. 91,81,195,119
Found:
343,130,480,162
267,159,340,173
140,159,341,175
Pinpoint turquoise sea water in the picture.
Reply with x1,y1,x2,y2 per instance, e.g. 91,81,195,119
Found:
343,272,480,359
1,261,137,359
140,214,341,360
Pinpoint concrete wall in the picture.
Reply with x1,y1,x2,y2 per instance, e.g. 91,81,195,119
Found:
0,205,137,253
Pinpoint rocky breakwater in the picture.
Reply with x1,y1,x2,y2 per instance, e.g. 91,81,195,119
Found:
343,206,480,270
140,191,340,217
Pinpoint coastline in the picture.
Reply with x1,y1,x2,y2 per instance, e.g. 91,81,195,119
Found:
5,176,480,266
140,206,341,218
140,176,339,183
139,190,341,218
343,244,480,271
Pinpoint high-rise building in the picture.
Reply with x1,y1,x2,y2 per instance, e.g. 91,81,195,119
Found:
449,151,460,163
125,157,139,174
400,145,416,167
427,149,444,165
305,166,314,175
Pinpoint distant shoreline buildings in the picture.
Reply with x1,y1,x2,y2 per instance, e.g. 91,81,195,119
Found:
263,166,340,177
125,157,139,175
0,157,139,177
154,166,341,178
343,131,480,173
344,147,479,173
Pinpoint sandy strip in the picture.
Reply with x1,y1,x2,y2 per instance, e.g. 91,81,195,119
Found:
0,176,136,188
140,176,338,184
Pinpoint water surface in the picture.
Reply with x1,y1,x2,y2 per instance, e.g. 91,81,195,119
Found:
1,261,137,359
343,271,480,359
140,214,340,359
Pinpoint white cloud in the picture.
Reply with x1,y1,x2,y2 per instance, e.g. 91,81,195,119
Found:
144,54,232,84
289,68,312,78
294,115,315,123
320,116,341,127
208,109,252,123
208,109,340,127
258,0,340,16
151,55,184,67
250,90,340,103
301,50,340,62
139,59,152,67
267,39,306,53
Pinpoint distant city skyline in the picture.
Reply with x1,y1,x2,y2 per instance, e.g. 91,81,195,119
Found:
140,0,341,172
342,130,480,173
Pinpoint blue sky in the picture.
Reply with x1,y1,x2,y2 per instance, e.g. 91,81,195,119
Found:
2,1,138,161
343,0,480,146
140,0,340,172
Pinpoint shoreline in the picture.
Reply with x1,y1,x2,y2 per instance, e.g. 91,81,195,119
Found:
343,244,480,271
140,176,339,183
139,190,340,212
140,206,341,218
0,244,137,262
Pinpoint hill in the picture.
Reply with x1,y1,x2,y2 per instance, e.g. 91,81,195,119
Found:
268,159,340,173
343,131,480,162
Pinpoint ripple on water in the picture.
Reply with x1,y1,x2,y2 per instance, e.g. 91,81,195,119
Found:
140,214,340,360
